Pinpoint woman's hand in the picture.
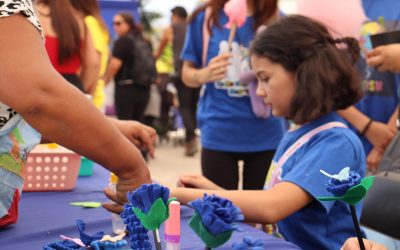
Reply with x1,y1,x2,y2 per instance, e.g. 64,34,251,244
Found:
367,44,400,73
177,174,224,190
202,53,232,83
341,237,387,250
365,121,396,150
110,118,157,158
366,147,383,173
103,166,151,214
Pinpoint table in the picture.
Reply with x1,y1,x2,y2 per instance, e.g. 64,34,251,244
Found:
0,165,300,250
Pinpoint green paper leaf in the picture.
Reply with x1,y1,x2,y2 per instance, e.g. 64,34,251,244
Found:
70,201,102,208
318,176,375,205
189,213,233,249
132,197,168,230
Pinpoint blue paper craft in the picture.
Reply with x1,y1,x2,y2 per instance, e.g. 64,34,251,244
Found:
43,240,84,250
90,239,128,250
43,220,105,250
121,203,151,250
128,184,169,214
318,167,375,250
188,194,244,248
325,171,361,196
190,194,244,236
232,236,264,250
76,219,105,246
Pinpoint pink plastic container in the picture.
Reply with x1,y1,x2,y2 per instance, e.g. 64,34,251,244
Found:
22,144,81,192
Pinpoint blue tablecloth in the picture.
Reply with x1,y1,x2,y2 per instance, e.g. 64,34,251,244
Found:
0,165,300,250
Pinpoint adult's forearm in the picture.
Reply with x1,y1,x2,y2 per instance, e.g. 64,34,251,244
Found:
20,74,147,179
182,63,207,88
337,106,370,132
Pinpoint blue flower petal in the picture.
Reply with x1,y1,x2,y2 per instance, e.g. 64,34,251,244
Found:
189,194,243,235
43,240,85,250
128,184,169,213
232,236,264,250
325,171,361,196
75,220,104,246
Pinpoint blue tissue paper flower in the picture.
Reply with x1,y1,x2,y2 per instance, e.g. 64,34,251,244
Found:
232,237,264,250
128,184,169,213
121,203,151,250
43,240,85,250
76,219,104,246
325,171,361,196
189,194,244,235
90,239,128,250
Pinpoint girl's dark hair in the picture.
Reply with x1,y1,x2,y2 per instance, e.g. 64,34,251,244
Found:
37,0,81,64
70,0,108,36
189,0,278,33
251,15,362,124
116,12,142,36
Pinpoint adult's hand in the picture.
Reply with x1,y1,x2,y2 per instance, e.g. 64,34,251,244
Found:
341,237,387,250
366,44,400,73
111,118,157,158
103,166,151,214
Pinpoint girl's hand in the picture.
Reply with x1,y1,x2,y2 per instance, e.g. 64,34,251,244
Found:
366,147,383,173
367,44,400,73
177,174,224,190
365,121,396,150
201,53,232,83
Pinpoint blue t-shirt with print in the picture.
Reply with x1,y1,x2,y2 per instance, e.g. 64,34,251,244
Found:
349,59,399,154
268,112,366,250
181,10,286,152
349,1,400,154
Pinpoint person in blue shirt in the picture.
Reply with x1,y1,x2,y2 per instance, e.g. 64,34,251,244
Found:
180,0,286,190
363,0,400,73
172,15,367,249
338,19,399,173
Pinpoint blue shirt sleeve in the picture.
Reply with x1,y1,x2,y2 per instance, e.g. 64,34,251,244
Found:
281,130,366,213
180,11,205,68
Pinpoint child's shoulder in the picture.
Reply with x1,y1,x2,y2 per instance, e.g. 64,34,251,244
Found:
309,126,364,154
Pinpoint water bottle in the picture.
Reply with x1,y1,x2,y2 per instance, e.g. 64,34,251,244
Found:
109,173,125,234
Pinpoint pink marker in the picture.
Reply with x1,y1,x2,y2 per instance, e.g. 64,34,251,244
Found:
164,201,180,250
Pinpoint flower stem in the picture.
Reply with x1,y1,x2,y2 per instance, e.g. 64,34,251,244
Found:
349,205,365,250
153,229,162,250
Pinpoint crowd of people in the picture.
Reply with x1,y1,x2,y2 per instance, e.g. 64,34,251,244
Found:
0,0,399,249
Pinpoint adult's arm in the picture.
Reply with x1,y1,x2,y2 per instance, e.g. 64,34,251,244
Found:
0,14,150,210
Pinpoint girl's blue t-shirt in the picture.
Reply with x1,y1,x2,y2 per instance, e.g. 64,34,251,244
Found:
181,10,286,152
266,112,366,249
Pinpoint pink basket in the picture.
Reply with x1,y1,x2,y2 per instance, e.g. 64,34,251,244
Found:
23,144,81,192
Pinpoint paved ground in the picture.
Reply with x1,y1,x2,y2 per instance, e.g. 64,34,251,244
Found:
147,140,201,189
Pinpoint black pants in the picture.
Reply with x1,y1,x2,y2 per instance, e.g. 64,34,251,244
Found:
174,75,200,142
115,84,150,123
201,147,275,190
62,74,84,92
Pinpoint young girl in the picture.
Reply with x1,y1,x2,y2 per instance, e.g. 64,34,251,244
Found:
181,0,286,191
70,0,110,110
173,15,366,249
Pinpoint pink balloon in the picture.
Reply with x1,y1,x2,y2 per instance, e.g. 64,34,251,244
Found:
297,0,367,38
224,0,248,29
